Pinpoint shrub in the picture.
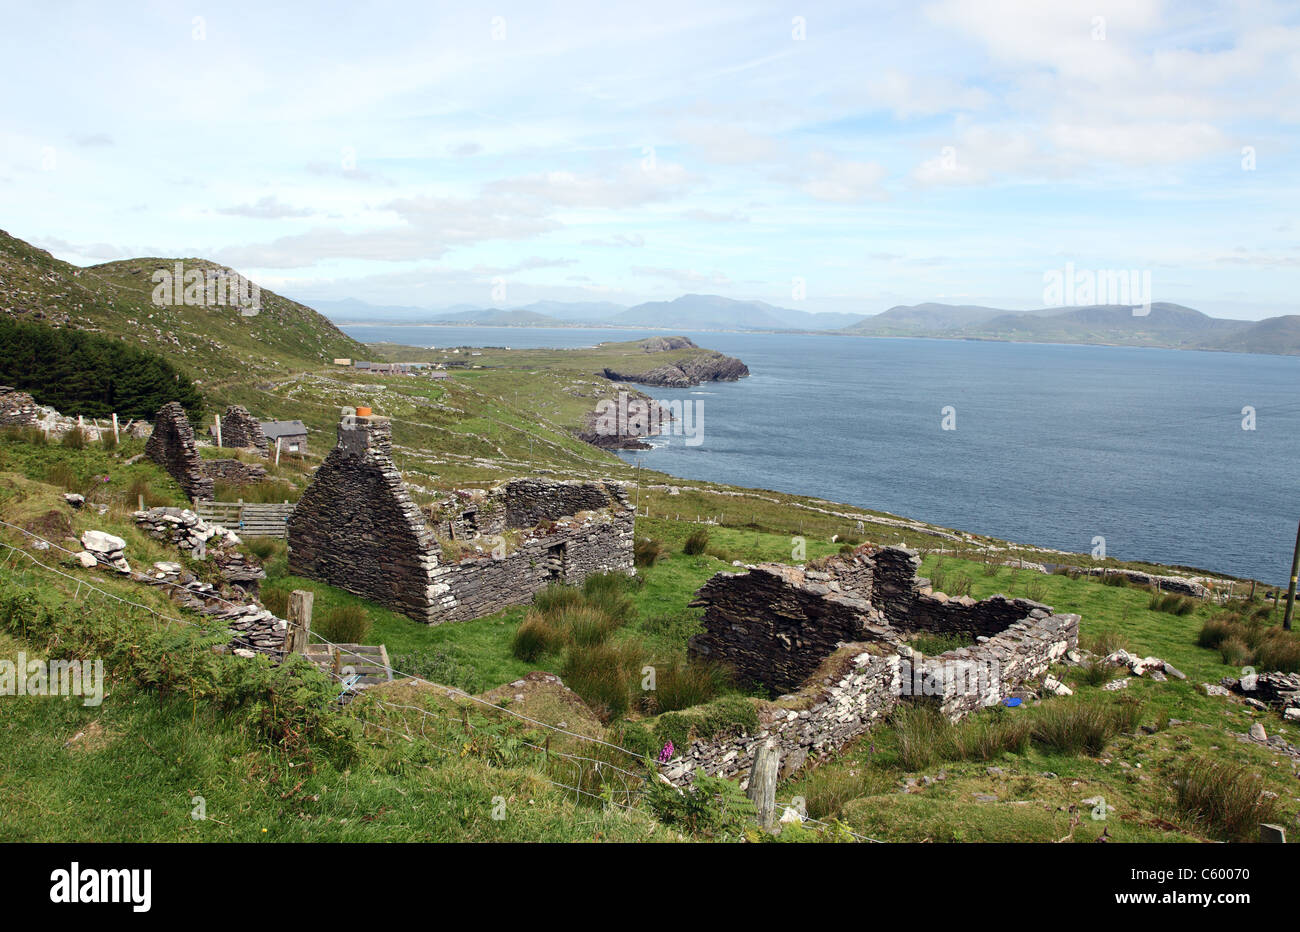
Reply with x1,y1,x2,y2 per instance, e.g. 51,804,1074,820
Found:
1079,659,1120,687
634,537,666,568
1149,591,1196,615
801,768,885,821
580,572,636,625
1255,634,1300,674
1024,577,1047,601
949,710,1031,761
893,704,952,771
99,431,118,452
1197,616,1236,649
60,427,87,450
946,574,973,598
1217,636,1252,667
1100,572,1129,587
559,604,622,647
641,771,755,839
561,642,643,722
683,528,709,556
646,658,728,713
1173,757,1280,842
511,610,563,662
316,603,372,644
532,584,583,619
1,425,47,445
1030,696,1142,755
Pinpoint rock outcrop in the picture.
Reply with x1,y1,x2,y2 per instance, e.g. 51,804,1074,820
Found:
601,351,750,387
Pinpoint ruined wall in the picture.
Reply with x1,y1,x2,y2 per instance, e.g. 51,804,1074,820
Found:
665,610,1079,787
430,512,635,623
0,386,40,427
218,405,269,455
200,458,269,486
287,416,441,622
500,478,628,528
687,564,891,694
288,415,635,625
145,402,214,501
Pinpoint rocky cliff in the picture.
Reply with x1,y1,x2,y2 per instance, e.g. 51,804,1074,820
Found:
601,350,749,387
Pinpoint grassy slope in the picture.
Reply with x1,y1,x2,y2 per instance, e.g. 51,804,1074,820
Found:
0,230,366,393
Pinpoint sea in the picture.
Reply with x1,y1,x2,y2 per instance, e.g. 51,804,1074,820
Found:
342,324,1300,585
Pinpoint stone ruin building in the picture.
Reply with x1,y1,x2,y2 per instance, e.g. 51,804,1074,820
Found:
287,413,635,625
146,401,267,500
666,546,1079,786
213,404,269,456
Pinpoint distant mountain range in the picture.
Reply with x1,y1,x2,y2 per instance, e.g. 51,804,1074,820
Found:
844,301,1299,354
309,293,1300,356
317,294,860,331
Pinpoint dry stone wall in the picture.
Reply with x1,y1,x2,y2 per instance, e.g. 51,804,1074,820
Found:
288,416,441,622
0,386,40,426
673,545,1079,786
687,563,892,693
145,402,214,500
288,415,635,625
217,405,269,455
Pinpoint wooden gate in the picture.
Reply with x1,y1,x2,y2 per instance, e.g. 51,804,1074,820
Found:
195,501,296,538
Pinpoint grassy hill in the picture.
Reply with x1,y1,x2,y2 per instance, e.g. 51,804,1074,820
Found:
0,230,366,390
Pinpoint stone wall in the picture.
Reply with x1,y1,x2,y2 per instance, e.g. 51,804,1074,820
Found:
145,402,214,501
217,405,269,455
673,544,1079,786
686,564,891,694
665,609,1079,787
288,415,635,625
287,416,441,623
200,458,269,486
0,386,40,427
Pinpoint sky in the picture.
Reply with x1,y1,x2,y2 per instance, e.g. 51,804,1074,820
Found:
1,0,1297,319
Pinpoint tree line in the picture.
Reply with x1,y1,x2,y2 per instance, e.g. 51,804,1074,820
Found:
0,316,204,421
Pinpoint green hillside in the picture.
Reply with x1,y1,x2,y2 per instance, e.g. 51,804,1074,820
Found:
0,230,366,389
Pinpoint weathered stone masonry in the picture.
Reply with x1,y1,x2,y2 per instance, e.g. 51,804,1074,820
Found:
671,546,1079,787
146,402,214,501
146,402,270,500
288,415,635,625
216,404,269,455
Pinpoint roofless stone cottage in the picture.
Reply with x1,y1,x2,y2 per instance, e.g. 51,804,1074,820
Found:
287,412,635,625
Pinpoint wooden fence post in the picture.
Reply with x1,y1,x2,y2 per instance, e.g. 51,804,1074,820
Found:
747,738,780,831
111,413,119,444
215,414,222,449
286,588,314,654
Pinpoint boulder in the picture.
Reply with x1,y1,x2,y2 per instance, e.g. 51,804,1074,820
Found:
80,530,126,554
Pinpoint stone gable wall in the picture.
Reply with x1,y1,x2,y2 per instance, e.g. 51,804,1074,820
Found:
288,415,635,625
686,564,889,693
145,402,214,501
287,416,441,623
217,405,269,455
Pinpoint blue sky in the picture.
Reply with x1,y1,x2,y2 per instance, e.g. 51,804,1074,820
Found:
1,0,1297,318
